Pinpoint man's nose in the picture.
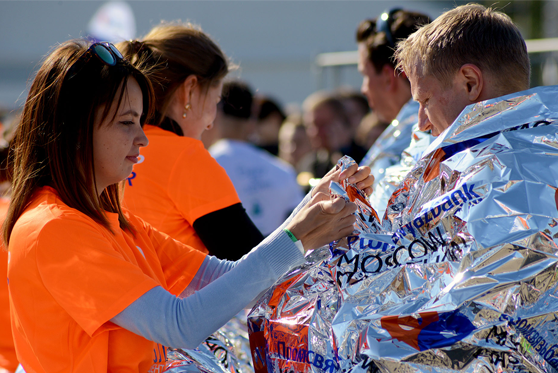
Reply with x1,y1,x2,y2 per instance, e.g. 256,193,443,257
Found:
417,106,431,132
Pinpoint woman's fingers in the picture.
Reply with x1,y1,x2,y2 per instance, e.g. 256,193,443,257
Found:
343,166,374,190
289,162,375,252
311,191,330,203
289,198,357,251
312,167,340,197
313,165,374,197
337,223,357,239
338,163,358,182
362,186,374,196
319,196,346,215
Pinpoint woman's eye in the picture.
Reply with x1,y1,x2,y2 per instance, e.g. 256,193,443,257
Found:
121,121,134,126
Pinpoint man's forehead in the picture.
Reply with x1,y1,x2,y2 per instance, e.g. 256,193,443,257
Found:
409,65,446,98
357,44,368,68
408,67,426,98
406,60,424,79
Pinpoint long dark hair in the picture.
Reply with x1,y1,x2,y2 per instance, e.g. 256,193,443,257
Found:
3,39,154,244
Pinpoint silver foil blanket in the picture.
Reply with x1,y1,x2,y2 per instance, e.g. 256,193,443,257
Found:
360,100,419,187
247,85,558,373
368,122,434,220
330,157,383,235
149,314,252,373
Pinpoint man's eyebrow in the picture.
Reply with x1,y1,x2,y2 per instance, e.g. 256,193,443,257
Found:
413,87,428,103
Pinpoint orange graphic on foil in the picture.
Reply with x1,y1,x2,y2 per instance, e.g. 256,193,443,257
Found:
381,312,439,350
424,148,446,183
268,275,303,316
346,185,380,222
386,178,411,212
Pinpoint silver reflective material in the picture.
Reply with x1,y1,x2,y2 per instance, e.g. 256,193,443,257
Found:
217,311,253,373
153,329,245,373
361,100,419,186
369,122,435,219
330,157,382,234
248,85,558,373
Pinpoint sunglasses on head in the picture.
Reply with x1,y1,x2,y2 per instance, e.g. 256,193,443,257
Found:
66,42,125,80
376,8,401,48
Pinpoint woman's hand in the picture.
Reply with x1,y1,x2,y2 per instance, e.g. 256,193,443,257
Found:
286,192,357,252
312,164,373,198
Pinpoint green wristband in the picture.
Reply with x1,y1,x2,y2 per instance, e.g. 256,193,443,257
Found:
283,228,298,243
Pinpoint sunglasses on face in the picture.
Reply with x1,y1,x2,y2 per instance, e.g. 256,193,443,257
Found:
376,8,401,48
66,42,125,80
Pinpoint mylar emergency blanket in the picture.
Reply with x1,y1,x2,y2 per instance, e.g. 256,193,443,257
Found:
150,313,252,373
248,85,558,373
360,100,418,186
368,122,434,219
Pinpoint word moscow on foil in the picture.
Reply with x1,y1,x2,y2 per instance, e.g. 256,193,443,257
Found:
248,85,558,373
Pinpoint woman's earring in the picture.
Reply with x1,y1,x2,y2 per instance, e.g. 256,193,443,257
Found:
182,103,192,118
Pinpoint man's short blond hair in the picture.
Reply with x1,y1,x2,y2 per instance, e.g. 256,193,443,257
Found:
395,3,530,93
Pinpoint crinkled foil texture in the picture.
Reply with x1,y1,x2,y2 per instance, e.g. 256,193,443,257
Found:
150,314,252,373
248,85,558,373
369,123,434,219
361,101,418,187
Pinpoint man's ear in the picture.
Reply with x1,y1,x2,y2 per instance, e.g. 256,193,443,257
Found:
382,64,397,91
459,64,483,102
180,75,198,104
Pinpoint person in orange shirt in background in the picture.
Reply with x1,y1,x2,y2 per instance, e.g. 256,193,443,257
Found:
4,39,371,372
0,122,16,373
118,22,265,260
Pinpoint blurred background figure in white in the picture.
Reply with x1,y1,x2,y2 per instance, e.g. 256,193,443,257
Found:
210,80,304,236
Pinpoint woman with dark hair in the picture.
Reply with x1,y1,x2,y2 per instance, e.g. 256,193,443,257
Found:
4,39,368,371
118,23,373,260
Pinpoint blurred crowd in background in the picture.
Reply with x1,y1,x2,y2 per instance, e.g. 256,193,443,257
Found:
203,82,388,192
0,80,388,246
0,78,387,187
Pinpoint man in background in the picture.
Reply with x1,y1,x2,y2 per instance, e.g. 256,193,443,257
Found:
252,96,286,157
356,8,431,184
300,91,367,179
209,80,304,236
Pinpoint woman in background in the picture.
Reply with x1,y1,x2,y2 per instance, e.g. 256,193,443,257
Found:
118,23,263,260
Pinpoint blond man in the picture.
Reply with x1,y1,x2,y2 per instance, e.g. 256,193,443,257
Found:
333,5,558,369
383,3,533,232
395,3,530,136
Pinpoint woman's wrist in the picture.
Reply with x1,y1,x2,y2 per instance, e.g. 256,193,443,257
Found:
283,228,305,254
